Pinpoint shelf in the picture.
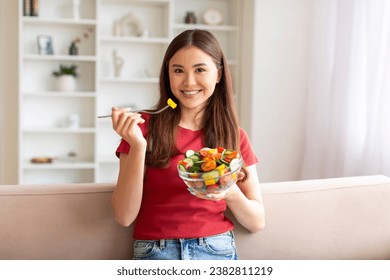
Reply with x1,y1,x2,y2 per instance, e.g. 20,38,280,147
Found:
22,91,96,97
23,128,96,134
23,161,95,170
22,17,97,26
23,54,96,62
100,36,170,44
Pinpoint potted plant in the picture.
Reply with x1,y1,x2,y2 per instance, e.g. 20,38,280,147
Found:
52,64,79,91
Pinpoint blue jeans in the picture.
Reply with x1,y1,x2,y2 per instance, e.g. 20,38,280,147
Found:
133,231,238,260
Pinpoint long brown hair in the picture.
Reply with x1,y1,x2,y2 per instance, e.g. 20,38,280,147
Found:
146,29,240,168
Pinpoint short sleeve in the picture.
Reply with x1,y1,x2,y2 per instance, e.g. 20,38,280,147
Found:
115,139,130,158
114,113,150,158
239,128,259,166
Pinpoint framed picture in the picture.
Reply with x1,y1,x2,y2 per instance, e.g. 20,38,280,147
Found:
37,35,53,55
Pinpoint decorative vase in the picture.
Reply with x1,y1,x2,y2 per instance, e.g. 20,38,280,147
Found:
69,42,79,55
184,11,196,24
57,75,76,91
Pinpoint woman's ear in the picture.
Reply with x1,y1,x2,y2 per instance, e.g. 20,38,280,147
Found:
217,68,222,83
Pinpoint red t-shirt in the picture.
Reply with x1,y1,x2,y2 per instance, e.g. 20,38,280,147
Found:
116,114,258,240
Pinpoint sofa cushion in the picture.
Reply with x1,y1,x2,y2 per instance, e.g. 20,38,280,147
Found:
231,175,390,259
0,184,132,260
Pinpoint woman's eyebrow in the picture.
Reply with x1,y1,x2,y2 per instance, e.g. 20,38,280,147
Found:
171,63,208,68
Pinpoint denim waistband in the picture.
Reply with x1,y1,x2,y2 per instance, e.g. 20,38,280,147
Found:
137,230,235,249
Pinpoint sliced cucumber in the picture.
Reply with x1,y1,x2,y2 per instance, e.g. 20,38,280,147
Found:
178,164,187,172
183,158,194,167
185,150,195,157
189,154,201,162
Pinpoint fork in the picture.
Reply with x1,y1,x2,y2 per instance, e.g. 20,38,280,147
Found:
97,98,177,118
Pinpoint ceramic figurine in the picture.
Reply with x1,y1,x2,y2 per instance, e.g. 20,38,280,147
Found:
112,50,124,77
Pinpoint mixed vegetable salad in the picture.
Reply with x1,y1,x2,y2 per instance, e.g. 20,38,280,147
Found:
177,147,242,191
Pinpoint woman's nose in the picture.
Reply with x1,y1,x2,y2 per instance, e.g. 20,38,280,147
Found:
183,73,196,85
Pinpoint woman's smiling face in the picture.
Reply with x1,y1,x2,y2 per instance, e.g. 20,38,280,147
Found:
169,46,221,112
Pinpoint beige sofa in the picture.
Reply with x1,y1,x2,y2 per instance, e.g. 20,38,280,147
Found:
1,175,390,260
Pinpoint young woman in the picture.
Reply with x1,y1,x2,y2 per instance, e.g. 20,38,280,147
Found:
111,29,265,260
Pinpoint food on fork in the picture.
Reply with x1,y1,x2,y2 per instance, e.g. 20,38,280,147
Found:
97,98,177,118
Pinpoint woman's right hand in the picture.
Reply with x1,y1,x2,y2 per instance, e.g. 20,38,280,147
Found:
111,107,146,148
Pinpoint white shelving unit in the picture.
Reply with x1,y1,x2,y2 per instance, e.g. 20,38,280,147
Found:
18,0,241,184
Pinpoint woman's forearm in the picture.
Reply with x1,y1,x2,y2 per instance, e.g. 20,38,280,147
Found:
225,185,265,232
112,145,146,227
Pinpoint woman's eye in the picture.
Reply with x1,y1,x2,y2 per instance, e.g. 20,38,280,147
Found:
173,68,183,73
195,68,206,73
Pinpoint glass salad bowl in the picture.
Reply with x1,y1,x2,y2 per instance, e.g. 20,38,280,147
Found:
177,147,243,195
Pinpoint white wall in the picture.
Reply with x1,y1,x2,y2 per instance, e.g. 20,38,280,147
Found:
0,0,19,184
248,0,310,182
